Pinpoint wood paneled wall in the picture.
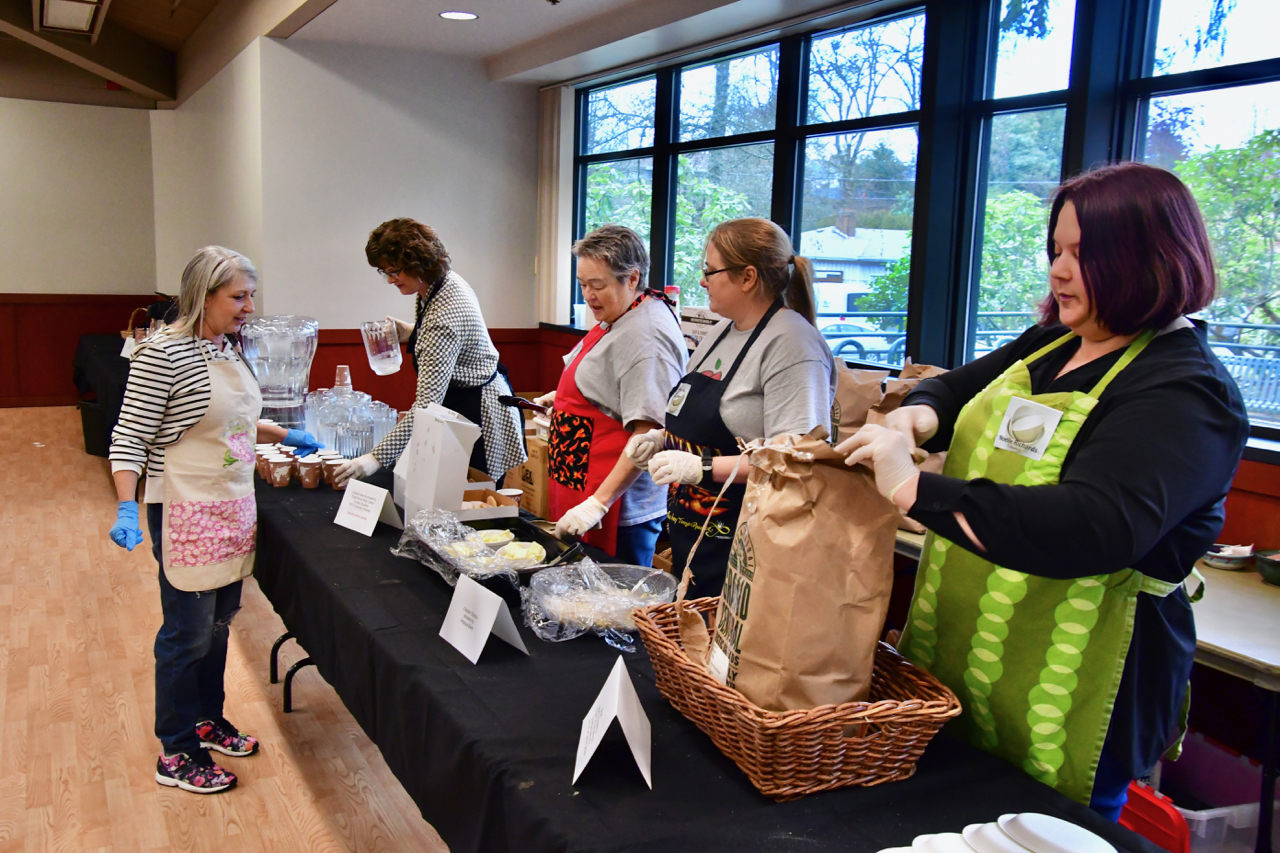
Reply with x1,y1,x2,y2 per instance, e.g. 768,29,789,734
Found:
0,293,159,407
1219,458,1280,550
20,298,1279,548
308,327,560,411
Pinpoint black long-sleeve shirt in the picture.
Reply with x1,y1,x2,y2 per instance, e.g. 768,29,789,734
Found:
902,320,1248,778
905,321,1247,583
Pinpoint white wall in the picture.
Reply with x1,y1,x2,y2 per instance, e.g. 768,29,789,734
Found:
259,38,540,328
150,40,264,298
0,98,155,294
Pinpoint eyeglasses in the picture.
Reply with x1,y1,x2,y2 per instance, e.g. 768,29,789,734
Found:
701,265,742,281
376,267,403,282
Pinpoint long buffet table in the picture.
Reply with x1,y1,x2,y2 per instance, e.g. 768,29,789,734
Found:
253,472,1161,853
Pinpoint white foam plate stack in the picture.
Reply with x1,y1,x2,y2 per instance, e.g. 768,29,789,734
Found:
877,812,1118,853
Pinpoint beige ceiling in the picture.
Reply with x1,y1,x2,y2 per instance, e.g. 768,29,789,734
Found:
107,0,222,53
0,0,873,109
291,0,636,57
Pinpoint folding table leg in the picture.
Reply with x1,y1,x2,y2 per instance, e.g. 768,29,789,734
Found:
270,632,294,684
283,658,315,713
1257,686,1278,853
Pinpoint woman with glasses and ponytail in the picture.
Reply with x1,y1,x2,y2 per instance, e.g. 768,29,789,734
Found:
625,217,836,595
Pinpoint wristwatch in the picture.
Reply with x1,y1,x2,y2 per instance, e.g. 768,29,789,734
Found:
700,448,716,488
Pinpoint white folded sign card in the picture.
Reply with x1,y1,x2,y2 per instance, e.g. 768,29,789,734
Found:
334,480,404,537
572,656,652,789
438,574,529,664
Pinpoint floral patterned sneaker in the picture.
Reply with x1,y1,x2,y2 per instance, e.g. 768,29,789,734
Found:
155,751,237,794
196,719,260,757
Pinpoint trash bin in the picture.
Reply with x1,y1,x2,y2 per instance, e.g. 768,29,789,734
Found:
78,399,109,457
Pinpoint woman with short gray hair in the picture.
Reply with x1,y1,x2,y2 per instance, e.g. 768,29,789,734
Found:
540,225,686,566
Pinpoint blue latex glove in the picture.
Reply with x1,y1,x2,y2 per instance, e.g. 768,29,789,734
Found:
284,428,324,457
109,501,144,551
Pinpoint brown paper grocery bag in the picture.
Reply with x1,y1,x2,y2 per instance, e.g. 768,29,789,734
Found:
833,364,889,443
707,428,899,712
859,359,949,534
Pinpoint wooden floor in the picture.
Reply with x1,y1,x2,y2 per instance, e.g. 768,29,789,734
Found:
0,407,448,853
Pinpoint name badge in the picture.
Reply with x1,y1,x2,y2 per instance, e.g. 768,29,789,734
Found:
667,383,691,416
993,397,1064,461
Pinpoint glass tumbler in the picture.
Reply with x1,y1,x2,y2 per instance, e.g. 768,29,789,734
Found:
361,320,402,376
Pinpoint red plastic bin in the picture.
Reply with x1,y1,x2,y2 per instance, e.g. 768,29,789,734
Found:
1121,781,1191,853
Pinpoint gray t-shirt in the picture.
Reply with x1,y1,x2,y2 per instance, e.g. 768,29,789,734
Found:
569,295,687,526
686,307,837,442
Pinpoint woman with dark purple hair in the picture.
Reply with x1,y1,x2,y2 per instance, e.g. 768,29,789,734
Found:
838,162,1248,819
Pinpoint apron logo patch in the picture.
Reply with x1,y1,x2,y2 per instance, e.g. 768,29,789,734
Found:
667,383,691,416
994,398,1064,461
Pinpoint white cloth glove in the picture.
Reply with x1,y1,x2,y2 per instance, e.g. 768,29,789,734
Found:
880,404,940,448
334,453,381,486
835,423,920,501
387,315,414,345
624,429,666,468
649,450,703,486
554,495,608,539
533,391,556,409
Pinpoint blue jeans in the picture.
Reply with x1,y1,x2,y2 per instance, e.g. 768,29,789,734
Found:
614,517,663,567
147,503,243,755
1089,744,1133,822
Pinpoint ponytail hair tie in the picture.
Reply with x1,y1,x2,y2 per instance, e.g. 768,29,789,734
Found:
789,254,796,264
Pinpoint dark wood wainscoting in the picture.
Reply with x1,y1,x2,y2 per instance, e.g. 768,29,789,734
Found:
0,293,160,407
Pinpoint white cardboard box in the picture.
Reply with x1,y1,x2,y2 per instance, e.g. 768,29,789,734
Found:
455,488,519,522
680,306,724,350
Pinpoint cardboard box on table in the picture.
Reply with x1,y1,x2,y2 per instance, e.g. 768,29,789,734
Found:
393,403,482,520
455,489,519,522
509,437,549,519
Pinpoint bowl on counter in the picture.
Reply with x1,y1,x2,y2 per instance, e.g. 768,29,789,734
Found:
1202,544,1255,571
1256,550,1280,586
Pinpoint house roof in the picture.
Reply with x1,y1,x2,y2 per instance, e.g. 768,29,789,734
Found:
800,227,911,263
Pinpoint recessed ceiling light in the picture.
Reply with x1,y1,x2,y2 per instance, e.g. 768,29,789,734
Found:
440,11,477,20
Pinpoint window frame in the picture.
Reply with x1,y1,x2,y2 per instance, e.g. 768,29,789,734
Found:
567,0,1280,435
571,9,927,338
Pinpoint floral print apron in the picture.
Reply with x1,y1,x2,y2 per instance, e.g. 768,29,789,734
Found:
161,350,262,592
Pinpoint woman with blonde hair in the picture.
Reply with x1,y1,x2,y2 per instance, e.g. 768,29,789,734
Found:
625,217,836,595
107,246,321,794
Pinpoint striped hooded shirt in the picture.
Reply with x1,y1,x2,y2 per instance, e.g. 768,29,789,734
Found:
109,335,242,502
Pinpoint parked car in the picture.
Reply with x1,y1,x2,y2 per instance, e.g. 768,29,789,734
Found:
820,322,905,362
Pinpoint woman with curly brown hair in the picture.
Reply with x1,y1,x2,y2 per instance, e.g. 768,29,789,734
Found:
334,218,525,485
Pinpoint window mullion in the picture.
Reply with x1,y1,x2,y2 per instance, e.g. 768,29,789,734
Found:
649,67,678,291
910,0,990,368
771,34,805,239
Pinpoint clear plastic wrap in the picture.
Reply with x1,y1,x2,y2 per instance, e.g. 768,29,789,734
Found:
522,560,678,652
391,508,542,586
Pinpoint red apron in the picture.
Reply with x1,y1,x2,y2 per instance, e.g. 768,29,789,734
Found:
547,323,632,555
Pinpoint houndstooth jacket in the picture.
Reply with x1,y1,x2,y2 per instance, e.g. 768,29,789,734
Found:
370,271,526,478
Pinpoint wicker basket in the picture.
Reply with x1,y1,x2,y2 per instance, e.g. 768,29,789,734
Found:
633,596,962,801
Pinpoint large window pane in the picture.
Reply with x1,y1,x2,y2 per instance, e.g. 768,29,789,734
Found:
679,46,778,142
990,0,1077,99
800,127,918,368
579,158,654,328
1141,81,1280,426
1151,0,1276,76
806,13,924,125
968,109,1066,362
672,144,774,307
584,77,656,156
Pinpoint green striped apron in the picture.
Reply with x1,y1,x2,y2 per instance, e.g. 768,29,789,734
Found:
899,329,1180,804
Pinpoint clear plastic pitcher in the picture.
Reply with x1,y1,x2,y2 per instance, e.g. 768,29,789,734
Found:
361,320,402,376
240,315,319,428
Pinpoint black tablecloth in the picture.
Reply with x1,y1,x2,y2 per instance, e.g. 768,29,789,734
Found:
73,334,131,435
253,473,1162,853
